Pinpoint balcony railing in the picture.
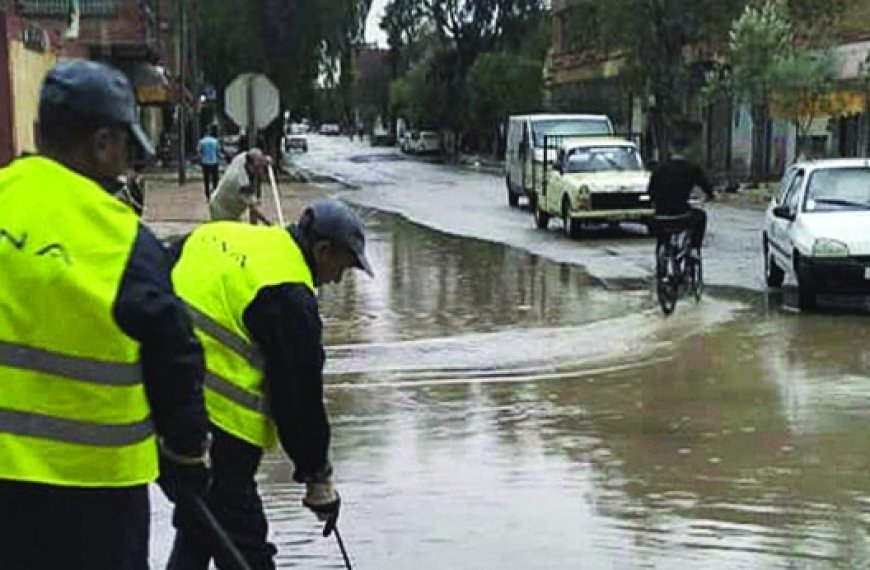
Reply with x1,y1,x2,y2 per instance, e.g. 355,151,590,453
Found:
17,0,119,17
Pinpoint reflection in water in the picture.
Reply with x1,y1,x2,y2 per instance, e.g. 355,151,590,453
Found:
318,215,651,345
154,212,870,569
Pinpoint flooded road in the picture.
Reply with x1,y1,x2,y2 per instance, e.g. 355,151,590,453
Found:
149,212,870,569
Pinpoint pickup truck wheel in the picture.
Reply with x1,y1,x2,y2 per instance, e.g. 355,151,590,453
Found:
763,238,784,287
534,202,550,230
506,179,519,208
562,199,580,238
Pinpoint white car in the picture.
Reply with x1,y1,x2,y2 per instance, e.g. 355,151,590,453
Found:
763,158,870,308
413,131,441,155
318,123,341,136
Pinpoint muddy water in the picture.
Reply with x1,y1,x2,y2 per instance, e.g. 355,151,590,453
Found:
153,213,870,569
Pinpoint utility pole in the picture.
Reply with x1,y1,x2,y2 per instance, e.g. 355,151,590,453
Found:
190,0,201,150
177,0,187,185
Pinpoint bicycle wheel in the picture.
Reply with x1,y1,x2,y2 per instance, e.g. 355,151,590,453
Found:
689,255,703,301
656,245,678,315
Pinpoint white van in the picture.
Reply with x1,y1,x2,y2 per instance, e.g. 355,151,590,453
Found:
505,114,614,208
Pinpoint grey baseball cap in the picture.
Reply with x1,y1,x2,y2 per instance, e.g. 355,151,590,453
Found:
39,60,155,156
297,200,374,277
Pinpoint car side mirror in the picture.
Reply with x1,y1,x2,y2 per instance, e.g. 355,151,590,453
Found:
773,205,795,221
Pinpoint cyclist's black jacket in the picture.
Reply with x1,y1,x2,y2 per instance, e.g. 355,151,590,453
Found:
647,157,714,215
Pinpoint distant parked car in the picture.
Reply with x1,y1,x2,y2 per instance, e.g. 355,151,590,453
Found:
414,131,441,155
284,123,308,152
318,123,341,136
400,131,417,153
763,158,870,309
371,124,395,147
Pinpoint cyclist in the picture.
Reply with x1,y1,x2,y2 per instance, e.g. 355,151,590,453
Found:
647,126,715,255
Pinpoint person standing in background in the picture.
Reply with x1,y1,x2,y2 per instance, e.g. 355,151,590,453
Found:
198,126,221,201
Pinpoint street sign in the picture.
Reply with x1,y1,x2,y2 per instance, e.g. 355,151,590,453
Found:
224,73,280,130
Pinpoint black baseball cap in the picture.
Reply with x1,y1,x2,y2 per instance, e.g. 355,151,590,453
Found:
297,200,374,277
39,60,155,156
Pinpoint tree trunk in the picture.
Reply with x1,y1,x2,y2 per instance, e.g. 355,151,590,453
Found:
750,102,769,182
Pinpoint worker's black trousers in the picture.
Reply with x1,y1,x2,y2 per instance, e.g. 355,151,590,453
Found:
168,425,278,570
0,480,149,570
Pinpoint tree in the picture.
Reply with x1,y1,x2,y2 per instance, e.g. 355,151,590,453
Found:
196,0,373,124
466,52,542,155
381,0,428,75
769,48,837,159
726,0,794,180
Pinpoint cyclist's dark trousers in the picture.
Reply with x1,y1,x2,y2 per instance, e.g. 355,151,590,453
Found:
688,207,707,250
167,425,278,570
0,479,149,570
202,164,219,200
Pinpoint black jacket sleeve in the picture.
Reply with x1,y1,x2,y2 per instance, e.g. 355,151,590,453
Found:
113,225,209,455
242,283,332,483
694,163,715,198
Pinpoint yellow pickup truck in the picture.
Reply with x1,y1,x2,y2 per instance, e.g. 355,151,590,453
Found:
532,137,654,237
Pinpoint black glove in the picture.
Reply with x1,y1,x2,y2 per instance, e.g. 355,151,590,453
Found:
157,438,211,504
302,481,341,537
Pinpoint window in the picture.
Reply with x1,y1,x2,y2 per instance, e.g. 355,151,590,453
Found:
564,146,644,173
804,168,870,212
777,167,797,204
531,119,612,148
783,171,804,212
18,0,118,17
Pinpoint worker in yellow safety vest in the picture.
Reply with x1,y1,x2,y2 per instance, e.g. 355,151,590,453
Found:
0,60,210,570
166,199,374,569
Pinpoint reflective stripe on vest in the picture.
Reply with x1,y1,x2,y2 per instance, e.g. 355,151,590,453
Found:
0,409,152,447
186,305,264,370
173,223,314,448
0,340,142,386
0,156,157,487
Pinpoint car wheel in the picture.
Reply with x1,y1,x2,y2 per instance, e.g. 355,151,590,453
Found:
763,238,784,287
534,202,550,230
794,252,817,310
562,199,579,238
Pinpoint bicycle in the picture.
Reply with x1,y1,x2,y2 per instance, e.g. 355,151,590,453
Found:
654,213,703,315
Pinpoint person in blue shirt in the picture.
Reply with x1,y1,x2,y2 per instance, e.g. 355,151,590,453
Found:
198,126,221,200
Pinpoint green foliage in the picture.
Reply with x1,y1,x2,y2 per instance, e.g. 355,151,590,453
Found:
727,0,794,106
466,52,542,136
196,0,372,121
770,48,837,151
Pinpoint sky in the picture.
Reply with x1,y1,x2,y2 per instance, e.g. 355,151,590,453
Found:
365,0,389,47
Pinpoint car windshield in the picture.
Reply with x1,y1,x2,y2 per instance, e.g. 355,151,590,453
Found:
804,168,870,212
564,147,644,173
532,119,611,148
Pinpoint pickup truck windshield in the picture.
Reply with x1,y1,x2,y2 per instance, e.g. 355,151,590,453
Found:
532,119,612,148
564,147,643,173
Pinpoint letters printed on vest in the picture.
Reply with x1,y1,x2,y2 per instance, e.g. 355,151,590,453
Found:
173,223,314,448
0,157,156,487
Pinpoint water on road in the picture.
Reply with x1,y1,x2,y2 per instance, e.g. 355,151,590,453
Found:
152,210,870,569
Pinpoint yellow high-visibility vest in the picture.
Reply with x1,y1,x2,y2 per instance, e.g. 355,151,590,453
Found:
172,222,314,448
0,157,156,487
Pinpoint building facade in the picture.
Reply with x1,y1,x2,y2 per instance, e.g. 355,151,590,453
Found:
546,0,870,183
0,0,175,166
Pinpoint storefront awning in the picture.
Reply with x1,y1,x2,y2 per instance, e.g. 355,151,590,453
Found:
127,62,173,105
771,90,867,119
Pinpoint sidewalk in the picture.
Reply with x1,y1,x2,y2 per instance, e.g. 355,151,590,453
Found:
141,174,330,240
